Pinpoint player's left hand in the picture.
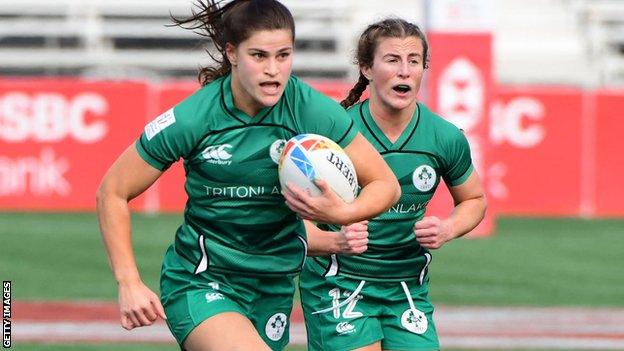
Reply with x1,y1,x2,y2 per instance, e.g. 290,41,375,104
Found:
283,179,352,225
414,216,453,249
336,221,369,255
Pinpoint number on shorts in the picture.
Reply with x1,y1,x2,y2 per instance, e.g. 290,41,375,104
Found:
343,296,363,318
328,288,362,319
329,288,341,318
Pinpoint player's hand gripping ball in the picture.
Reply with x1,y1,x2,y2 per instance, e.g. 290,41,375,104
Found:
278,134,358,203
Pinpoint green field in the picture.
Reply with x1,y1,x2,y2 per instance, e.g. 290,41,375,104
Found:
2,213,623,351
2,212,623,306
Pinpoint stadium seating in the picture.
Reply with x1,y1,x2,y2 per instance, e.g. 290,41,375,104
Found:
575,0,624,86
0,0,365,79
0,0,623,86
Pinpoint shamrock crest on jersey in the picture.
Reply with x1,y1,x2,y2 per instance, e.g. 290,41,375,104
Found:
270,139,287,164
401,308,428,334
265,312,288,341
412,165,436,192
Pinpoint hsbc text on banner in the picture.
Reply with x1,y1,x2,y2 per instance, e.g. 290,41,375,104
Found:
425,32,494,236
0,79,148,211
490,87,584,216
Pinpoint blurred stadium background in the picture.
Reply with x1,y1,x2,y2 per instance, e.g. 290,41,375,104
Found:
1,0,623,350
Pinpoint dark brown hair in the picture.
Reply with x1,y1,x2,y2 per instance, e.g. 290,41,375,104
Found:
340,18,429,109
172,0,295,86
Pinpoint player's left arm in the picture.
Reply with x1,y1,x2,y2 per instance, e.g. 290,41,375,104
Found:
304,220,369,256
414,170,487,249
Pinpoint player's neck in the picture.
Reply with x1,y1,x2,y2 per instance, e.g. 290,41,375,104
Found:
230,72,264,117
369,98,417,143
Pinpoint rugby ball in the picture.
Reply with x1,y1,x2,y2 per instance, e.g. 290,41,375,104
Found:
278,134,358,203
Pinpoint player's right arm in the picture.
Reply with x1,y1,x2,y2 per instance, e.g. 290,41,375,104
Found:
96,144,167,330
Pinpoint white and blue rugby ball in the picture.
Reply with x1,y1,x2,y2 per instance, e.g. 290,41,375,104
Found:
278,134,358,203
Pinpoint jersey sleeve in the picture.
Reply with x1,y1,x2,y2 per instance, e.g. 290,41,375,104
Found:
442,128,474,187
297,84,358,149
135,94,204,171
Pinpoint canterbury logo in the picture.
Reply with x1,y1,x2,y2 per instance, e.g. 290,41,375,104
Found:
204,292,225,303
335,322,355,335
202,144,233,162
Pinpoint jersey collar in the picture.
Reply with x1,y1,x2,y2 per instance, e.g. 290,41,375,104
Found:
359,99,421,152
221,74,275,124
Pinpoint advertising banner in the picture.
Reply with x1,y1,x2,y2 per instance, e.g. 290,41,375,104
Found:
594,90,624,216
490,87,584,215
0,79,148,210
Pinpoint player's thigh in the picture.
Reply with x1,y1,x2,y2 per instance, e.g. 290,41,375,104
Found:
300,260,384,351
248,278,295,349
183,311,271,351
379,280,439,351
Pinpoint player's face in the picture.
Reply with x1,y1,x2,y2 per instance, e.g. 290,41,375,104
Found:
362,36,425,112
227,29,293,116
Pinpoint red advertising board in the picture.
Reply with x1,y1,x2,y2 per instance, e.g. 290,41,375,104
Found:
0,79,148,210
594,90,624,216
3,77,622,218
425,32,493,235
490,87,584,215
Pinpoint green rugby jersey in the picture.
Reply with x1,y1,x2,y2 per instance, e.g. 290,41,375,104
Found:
135,74,357,277
313,100,473,281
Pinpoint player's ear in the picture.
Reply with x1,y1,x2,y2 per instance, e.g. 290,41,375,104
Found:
225,43,238,67
361,66,373,81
